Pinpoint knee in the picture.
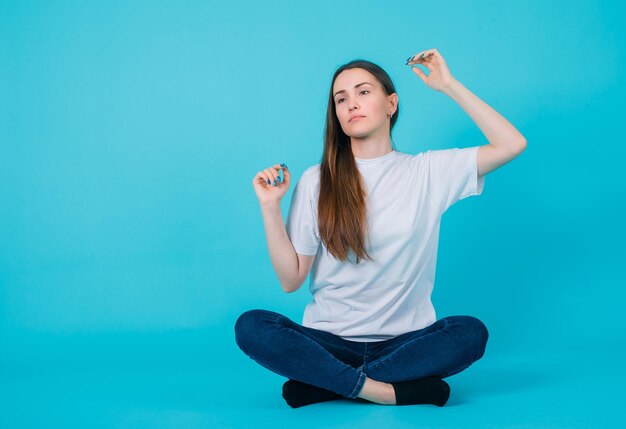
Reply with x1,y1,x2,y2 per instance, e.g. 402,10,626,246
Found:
457,315,489,360
234,309,276,353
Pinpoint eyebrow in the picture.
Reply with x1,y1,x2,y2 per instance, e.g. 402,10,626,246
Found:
333,82,372,98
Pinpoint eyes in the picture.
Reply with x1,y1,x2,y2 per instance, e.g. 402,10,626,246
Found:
336,90,369,104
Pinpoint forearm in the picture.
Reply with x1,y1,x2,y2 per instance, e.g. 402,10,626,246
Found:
443,80,526,153
259,201,300,292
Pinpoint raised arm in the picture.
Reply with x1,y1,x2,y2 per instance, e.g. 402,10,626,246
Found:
407,48,527,177
443,80,527,177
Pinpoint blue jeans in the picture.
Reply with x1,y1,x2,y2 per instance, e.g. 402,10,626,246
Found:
234,309,489,399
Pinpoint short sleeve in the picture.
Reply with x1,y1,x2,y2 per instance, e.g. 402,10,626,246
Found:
425,146,485,214
285,173,320,256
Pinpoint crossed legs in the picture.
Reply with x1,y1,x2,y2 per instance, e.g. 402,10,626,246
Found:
234,309,488,405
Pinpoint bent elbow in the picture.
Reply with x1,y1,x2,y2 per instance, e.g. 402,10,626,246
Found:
512,138,527,156
281,283,300,294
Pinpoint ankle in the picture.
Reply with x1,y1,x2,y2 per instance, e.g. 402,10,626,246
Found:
357,377,396,405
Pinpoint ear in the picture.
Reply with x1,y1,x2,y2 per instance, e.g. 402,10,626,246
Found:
388,93,398,114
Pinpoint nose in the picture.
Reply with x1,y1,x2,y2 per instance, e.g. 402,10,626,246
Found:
348,99,359,111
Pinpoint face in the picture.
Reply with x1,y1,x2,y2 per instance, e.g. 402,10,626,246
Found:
332,68,397,139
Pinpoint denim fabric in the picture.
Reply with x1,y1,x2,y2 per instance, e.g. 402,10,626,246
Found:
234,309,488,399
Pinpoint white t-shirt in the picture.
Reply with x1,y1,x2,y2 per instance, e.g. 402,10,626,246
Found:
285,147,485,342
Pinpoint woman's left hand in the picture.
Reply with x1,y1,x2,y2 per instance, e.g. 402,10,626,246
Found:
406,48,456,93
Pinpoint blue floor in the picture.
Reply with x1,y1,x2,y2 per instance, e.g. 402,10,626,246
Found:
1,332,622,428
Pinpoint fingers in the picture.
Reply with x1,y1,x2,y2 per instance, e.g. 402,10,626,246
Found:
405,48,440,65
254,163,289,188
265,167,276,186
279,163,290,183
253,172,268,188
411,65,428,83
406,51,433,65
272,163,290,186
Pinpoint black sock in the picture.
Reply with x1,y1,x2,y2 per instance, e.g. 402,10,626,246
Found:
391,376,450,406
282,379,342,408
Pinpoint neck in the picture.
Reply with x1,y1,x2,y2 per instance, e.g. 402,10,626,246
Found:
351,133,392,159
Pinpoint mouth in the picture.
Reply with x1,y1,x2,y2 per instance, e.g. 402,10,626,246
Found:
349,115,365,122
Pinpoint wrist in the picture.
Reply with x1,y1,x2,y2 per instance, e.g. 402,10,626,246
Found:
442,79,463,97
260,200,281,211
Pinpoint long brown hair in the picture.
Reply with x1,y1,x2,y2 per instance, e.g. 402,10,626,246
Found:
317,60,400,264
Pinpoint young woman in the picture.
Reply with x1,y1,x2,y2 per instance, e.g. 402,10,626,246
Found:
236,48,527,408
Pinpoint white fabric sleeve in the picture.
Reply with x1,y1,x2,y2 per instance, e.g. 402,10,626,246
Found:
285,174,320,256
425,146,485,214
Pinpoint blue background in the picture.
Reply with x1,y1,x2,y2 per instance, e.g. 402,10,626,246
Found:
1,0,624,427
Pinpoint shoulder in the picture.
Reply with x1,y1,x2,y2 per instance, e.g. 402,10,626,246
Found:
293,164,321,199
393,150,419,163
391,149,426,168
302,163,321,178
412,147,478,165
395,149,472,176
298,164,320,188
426,147,478,157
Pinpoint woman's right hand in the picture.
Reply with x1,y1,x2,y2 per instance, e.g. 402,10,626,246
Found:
252,163,291,205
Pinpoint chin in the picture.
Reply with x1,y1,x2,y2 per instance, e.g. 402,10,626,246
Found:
346,123,378,137
346,131,372,139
